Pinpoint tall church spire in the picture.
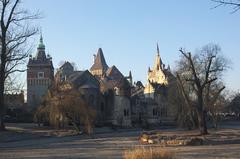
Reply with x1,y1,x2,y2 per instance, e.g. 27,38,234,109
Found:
157,43,160,56
154,43,162,70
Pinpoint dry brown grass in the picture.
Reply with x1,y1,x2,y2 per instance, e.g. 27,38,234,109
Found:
123,147,175,159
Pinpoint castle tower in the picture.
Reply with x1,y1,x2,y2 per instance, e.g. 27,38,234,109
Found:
90,48,109,78
144,44,168,97
27,35,54,108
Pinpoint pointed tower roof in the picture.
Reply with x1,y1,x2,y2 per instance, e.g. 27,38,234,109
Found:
90,48,109,72
28,34,53,68
153,43,163,70
129,71,132,78
36,35,46,60
38,34,45,49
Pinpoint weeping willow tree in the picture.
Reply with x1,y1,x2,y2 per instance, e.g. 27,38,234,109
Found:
35,83,96,135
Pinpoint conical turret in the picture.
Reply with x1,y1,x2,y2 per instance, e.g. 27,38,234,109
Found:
90,48,109,77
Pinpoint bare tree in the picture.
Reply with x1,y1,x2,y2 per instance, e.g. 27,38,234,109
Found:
0,0,40,130
211,0,240,13
176,44,229,135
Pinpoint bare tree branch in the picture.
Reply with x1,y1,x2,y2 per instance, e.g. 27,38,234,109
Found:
0,0,40,130
211,0,240,13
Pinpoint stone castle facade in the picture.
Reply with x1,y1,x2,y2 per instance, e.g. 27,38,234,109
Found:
27,36,177,127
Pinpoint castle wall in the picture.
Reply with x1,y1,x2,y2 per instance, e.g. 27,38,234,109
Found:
78,88,106,123
27,80,51,108
4,92,24,110
112,95,131,127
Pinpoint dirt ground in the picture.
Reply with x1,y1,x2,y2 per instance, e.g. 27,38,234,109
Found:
0,121,240,159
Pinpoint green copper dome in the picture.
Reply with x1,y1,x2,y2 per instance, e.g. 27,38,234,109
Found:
38,35,45,49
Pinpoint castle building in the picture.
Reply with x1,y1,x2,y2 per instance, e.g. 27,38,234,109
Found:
27,35,54,108
27,39,177,127
53,46,177,127
54,48,132,127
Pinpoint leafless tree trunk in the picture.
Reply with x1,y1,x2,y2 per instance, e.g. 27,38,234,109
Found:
177,44,229,135
0,0,40,130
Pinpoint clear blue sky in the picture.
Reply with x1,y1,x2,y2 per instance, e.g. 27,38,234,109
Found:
23,0,240,92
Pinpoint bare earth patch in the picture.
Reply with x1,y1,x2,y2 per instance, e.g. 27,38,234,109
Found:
0,122,240,159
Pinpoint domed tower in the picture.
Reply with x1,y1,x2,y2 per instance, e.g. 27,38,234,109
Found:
27,35,54,108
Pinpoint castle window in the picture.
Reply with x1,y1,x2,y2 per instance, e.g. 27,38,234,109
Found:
100,102,104,112
38,72,44,79
124,109,129,116
160,108,167,117
153,108,157,116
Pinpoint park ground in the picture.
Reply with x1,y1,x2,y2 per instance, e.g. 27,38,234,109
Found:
0,121,240,159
